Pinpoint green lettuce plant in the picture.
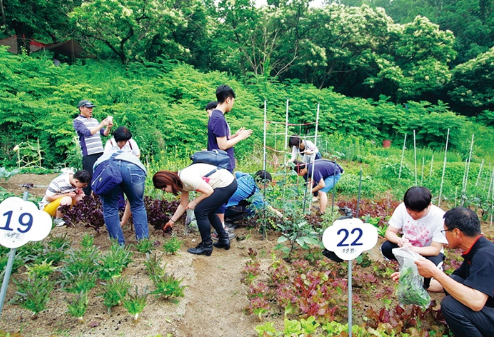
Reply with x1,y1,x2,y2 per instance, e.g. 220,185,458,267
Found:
123,285,149,323
11,273,54,319
100,277,131,314
67,291,89,323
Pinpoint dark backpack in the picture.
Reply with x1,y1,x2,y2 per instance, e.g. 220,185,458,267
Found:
91,152,122,195
190,150,230,170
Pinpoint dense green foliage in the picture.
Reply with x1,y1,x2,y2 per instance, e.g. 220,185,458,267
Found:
1,47,491,169
2,0,493,113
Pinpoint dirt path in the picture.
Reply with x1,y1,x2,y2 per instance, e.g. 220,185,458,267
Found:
174,243,256,337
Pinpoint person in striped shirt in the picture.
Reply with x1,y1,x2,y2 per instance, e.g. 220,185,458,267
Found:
39,170,91,227
73,100,113,195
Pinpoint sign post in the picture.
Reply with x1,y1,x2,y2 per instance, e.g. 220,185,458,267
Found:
322,218,378,337
0,194,52,317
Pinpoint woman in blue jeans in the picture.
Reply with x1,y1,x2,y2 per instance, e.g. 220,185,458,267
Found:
153,163,237,256
94,151,148,245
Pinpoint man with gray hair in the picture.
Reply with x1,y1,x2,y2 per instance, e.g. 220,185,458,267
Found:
73,100,113,195
393,207,494,336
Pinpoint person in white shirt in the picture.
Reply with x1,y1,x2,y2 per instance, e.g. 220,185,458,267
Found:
382,186,448,288
104,126,141,227
288,135,321,164
153,164,237,256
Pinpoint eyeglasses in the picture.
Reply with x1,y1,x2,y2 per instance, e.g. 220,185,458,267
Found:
440,228,454,235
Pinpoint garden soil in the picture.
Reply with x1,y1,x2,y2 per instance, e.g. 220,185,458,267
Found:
1,174,492,337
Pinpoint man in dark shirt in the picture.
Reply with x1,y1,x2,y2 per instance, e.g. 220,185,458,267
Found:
292,159,343,214
400,207,494,336
207,85,252,172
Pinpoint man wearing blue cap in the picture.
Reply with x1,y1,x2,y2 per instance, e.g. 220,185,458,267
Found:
73,99,113,195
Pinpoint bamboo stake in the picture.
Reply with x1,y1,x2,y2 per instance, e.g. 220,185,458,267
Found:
455,187,458,207
399,134,407,179
463,134,474,195
438,129,450,207
413,130,417,186
429,155,434,178
475,159,484,187
421,157,425,185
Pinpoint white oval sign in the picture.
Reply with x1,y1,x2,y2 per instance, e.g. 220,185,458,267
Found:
322,218,378,261
0,197,52,248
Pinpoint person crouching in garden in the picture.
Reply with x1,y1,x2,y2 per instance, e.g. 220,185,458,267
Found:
292,159,343,214
381,186,447,288
39,170,90,227
94,151,149,245
153,163,237,256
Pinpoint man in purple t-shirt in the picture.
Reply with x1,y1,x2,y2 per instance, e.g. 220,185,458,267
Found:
293,159,343,214
207,85,252,172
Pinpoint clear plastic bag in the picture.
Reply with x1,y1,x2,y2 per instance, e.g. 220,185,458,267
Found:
392,246,431,309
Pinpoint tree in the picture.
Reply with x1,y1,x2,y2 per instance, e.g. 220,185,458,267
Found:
448,47,494,114
365,16,456,101
284,4,394,92
1,0,82,52
70,0,187,64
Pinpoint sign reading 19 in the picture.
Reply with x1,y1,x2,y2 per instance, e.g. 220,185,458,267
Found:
336,227,364,247
0,211,33,233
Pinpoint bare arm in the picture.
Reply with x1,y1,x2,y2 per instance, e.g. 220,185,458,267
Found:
384,225,403,245
311,178,325,193
216,128,252,150
416,259,489,311
46,191,77,201
410,241,444,257
164,191,190,230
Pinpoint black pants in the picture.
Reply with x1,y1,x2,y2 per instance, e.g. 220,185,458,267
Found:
195,180,237,243
82,153,103,195
381,240,444,288
441,275,494,337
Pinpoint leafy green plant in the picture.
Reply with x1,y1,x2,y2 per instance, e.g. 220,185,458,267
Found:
67,291,89,323
100,277,131,314
80,233,95,249
135,238,156,254
162,236,183,255
47,233,72,250
275,216,321,259
98,241,133,280
151,273,187,303
144,253,165,284
0,167,20,182
25,260,58,279
11,273,54,319
123,285,149,322
63,271,98,294
61,245,101,290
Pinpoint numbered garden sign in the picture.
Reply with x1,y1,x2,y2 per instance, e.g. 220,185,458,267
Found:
0,197,52,248
322,217,378,261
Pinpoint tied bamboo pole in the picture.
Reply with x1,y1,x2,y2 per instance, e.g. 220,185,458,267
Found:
463,134,475,196
438,129,450,207
413,130,417,186
475,159,484,187
398,134,407,179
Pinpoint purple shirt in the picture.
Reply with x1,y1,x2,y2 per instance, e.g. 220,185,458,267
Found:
304,160,343,187
207,109,235,171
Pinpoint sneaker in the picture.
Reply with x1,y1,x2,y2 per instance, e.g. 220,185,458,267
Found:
53,218,66,227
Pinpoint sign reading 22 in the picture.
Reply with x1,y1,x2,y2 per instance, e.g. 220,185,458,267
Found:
0,211,33,233
336,228,364,247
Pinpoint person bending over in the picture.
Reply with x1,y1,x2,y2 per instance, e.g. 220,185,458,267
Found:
153,163,237,256
39,170,90,227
